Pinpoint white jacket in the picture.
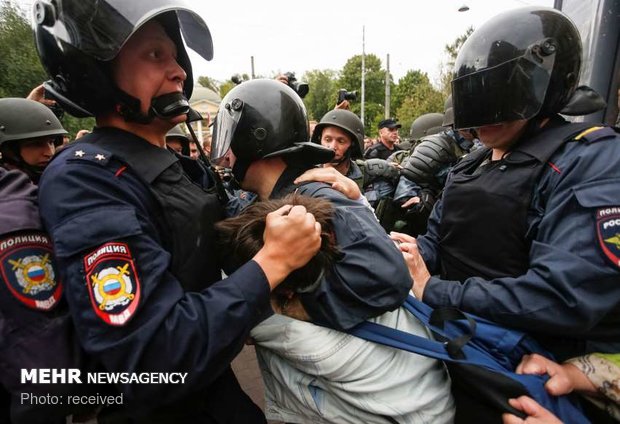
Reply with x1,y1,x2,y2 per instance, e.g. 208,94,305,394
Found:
251,306,455,424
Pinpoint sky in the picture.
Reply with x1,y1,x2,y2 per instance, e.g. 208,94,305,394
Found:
14,0,555,87
185,0,555,86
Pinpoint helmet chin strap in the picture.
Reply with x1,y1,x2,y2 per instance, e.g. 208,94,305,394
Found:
329,148,351,166
116,89,190,124
232,160,250,185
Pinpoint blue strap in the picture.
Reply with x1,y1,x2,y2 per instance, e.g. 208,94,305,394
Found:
348,295,503,370
349,320,453,360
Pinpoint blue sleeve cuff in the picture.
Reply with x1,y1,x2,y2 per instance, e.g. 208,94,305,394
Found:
227,260,273,323
423,276,460,308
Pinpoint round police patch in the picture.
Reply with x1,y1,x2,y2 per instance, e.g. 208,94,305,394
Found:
596,207,620,269
0,232,62,310
84,242,141,326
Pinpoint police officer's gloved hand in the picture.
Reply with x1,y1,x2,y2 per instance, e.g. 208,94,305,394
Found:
406,190,436,215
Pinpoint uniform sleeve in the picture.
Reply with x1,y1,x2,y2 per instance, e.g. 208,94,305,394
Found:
423,140,620,337
298,186,412,330
393,176,421,203
38,158,271,409
417,198,443,274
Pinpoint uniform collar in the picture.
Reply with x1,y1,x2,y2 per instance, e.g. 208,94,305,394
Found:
89,127,178,183
509,116,566,163
270,166,309,199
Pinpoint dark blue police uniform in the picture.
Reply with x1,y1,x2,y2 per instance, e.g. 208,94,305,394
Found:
0,168,101,424
38,127,269,422
363,142,402,160
270,166,412,331
417,119,620,359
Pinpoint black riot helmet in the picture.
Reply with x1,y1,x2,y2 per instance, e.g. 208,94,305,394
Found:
451,7,581,129
32,0,213,120
410,113,445,141
211,79,333,182
311,109,364,159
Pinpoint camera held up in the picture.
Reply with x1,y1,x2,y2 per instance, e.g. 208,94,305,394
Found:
337,89,357,104
283,72,309,98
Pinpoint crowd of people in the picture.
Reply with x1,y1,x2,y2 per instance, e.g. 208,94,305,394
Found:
0,1,619,423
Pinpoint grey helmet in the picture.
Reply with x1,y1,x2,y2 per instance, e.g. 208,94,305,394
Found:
166,124,190,155
0,98,67,148
442,95,454,127
410,113,444,141
0,98,67,181
311,109,364,159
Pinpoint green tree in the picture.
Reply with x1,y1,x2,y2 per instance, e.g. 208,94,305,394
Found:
392,70,429,114
301,69,337,121
393,70,444,137
218,74,252,98
339,54,385,134
197,76,219,93
0,1,95,137
0,1,46,98
219,81,236,98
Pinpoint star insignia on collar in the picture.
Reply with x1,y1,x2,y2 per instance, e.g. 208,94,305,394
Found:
75,150,86,158
95,154,106,161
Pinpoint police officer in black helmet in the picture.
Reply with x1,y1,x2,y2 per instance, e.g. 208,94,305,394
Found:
396,6,620,365
33,0,322,421
211,78,411,331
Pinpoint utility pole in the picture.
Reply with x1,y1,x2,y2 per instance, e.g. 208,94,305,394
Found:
385,54,391,119
250,56,255,79
361,26,366,128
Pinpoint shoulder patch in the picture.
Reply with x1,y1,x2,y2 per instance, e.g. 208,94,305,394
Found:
0,233,62,311
596,207,620,269
84,242,141,326
574,126,618,144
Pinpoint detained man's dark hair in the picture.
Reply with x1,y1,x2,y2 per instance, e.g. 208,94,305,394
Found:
215,194,341,308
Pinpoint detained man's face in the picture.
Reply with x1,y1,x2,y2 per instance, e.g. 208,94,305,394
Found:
111,20,187,125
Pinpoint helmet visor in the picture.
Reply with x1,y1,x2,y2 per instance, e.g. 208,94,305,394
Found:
211,103,244,163
451,50,554,129
34,0,212,62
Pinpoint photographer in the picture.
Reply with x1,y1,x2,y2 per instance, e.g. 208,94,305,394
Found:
275,72,308,98
334,88,357,110
311,109,365,187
